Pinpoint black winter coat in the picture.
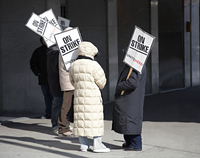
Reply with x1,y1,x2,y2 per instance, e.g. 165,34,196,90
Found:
46,46,63,97
30,45,48,85
112,65,146,135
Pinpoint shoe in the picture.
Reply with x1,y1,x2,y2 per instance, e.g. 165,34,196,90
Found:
122,142,129,148
93,148,110,153
52,126,59,135
124,147,142,151
80,148,93,152
41,114,51,119
62,130,73,136
80,149,88,152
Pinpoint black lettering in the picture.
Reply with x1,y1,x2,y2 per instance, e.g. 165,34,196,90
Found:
135,42,149,53
127,54,135,61
64,45,69,52
67,43,73,49
61,20,65,26
138,35,145,44
63,35,72,44
60,39,81,54
37,20,45,34
32,20,39,27
131,40,136,47
60,46,65,53
76,39,80,45
146,46,149,53
49,19,57,27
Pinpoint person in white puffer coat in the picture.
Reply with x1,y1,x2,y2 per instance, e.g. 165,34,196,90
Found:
69,41,110,153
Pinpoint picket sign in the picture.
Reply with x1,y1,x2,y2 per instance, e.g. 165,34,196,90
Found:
58,16,70,30
54,27,82,71
123,26,155,74
39,9,62,47
25,12,62,46
121,26,155,96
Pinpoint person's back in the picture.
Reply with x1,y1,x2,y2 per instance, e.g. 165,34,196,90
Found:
69,54,106,137
69,41,109,153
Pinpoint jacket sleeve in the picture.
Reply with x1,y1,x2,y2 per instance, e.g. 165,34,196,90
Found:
69,64,74,86
116,69,140,91
93,62,106,90
30,50,40,76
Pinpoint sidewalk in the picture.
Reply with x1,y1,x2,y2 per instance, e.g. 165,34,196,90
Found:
0,86,200,158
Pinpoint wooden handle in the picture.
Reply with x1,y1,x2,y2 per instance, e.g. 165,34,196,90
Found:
121,68,133,95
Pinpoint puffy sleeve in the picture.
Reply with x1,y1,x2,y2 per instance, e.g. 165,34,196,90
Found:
93,62,107,90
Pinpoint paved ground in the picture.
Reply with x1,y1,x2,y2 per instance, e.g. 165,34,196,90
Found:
0,86,200,158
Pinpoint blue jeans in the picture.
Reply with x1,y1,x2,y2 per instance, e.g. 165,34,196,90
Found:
40,84,53,116
51,96,63,128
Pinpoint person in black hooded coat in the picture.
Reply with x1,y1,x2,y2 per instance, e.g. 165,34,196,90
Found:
112,64,146,151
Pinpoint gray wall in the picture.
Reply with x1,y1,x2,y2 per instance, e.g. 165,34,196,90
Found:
67,0,109,101
0,0,199,116
0,0,48,115
117,0,151,93
0,0,109,115
158,0,184,91
191,1,200,86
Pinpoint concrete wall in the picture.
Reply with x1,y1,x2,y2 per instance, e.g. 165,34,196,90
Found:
0,0,109,115
117,0,151,93
0,0,199,116
158,0,184,91
67,0,109,101
0,0,48,115
191,1,200,86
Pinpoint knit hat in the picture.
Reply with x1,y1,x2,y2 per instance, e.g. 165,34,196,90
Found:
78,41,98,60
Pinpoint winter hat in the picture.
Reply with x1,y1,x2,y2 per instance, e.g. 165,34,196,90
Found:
78,41,98,60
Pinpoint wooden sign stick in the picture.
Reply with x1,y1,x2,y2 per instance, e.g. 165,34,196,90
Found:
121,67,133,95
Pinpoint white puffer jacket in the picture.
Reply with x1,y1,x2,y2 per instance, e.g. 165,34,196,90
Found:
69,42,106,137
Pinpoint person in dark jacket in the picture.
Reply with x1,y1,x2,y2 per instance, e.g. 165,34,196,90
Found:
112,63,146,151
46,45,63,134
30,37,52,119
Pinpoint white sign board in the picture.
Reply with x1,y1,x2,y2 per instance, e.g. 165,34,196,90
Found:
25,12,62,45
39,9,61,47
123,26,155,73
58,16,70,30
55,27,82,71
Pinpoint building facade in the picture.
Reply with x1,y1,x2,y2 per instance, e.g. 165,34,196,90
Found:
0,0,199,115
